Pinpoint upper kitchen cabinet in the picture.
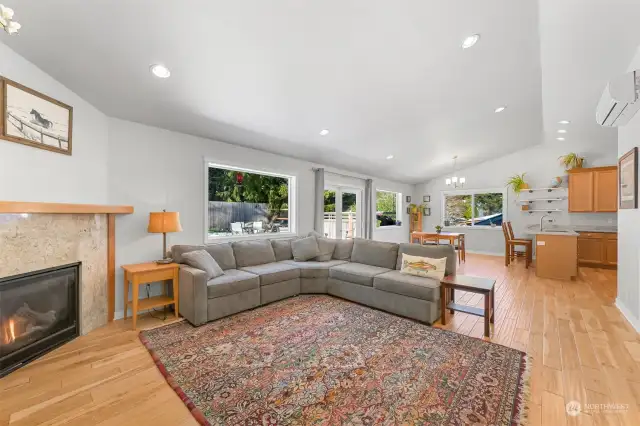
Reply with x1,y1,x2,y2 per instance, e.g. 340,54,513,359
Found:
568,166,618,213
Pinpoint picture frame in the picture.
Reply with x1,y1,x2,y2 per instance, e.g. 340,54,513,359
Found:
619,147,638,209
406,206,411,214
423,207,431,216
0,77,73,155
423,195,430,203
405,196,411,203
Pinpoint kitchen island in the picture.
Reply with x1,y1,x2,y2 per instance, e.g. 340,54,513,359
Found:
526,228,579,280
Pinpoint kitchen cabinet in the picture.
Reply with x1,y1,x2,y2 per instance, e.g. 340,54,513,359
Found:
577,232,617,267
568,166,617,213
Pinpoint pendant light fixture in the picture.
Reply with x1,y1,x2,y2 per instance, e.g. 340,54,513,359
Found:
445,156,466,188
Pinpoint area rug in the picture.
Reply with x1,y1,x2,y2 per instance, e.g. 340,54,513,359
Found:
140,295,529,425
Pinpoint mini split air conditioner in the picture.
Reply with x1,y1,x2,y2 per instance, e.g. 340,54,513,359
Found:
596,69,640,127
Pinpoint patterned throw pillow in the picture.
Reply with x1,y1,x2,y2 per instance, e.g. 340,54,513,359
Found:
400,253,447,280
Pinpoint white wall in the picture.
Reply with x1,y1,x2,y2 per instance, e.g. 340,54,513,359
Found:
0,41,109,204
414,138,618,255
617,46,640,330
107,118,413,317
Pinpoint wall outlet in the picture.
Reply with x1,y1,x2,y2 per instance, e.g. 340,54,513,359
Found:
607,218,613,224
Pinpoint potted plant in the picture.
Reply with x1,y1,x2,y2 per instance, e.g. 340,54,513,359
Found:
506,173,529,194
558,153,585,170
435,225,442,234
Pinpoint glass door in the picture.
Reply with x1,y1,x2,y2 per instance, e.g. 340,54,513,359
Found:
325,186,362,239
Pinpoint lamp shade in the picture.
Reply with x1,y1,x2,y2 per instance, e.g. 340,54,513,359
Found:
148,211,183,234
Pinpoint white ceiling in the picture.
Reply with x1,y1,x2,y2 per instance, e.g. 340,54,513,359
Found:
2,1,639,183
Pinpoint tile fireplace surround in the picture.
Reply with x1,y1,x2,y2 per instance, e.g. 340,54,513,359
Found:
0,202,133,335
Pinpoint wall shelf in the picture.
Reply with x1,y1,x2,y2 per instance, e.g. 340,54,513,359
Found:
518,198,566,204
525,188,565,193
525,209,563,214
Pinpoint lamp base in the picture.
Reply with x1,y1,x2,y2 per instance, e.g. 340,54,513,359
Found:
154,258,174,265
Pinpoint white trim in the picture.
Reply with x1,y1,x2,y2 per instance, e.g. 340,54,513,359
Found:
443,226,503,232
615,298,640,332
203,159,298,244
441,187,508,227
465,249,504,257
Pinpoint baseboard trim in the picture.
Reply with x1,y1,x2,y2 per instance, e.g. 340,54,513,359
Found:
615,298,640,332
465,250,503,257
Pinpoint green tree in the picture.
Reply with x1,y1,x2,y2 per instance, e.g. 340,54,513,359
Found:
376,191,396,213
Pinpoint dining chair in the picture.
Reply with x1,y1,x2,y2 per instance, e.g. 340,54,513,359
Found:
502,222,532,268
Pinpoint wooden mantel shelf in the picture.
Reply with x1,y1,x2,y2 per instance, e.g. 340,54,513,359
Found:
0,201,133,214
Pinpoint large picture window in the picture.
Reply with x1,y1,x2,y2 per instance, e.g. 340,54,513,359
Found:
206,163,295,240
442,189,505,227
376,190,401,227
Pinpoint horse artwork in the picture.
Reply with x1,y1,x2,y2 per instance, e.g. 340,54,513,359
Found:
0,77,73,155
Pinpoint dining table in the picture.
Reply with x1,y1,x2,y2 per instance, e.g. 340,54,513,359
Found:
410,231,466,263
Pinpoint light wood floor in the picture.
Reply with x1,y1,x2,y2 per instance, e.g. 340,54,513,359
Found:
0,254,638,426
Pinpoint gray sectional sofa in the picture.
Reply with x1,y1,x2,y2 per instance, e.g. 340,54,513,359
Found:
172,237,456,327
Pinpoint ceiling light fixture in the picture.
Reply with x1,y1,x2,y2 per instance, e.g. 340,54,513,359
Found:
559,120,571,124
557,137,566,141
386,155,394,160
319,129,329,136
445,156,466,188
558,129,567,133
461,34,480,49
0,4,21,35
150,64,171,78
494,106,507,113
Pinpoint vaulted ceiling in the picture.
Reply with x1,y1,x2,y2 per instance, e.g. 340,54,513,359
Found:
2,0,639,182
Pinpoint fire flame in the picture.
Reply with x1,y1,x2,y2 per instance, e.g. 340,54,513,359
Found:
3,319,16,344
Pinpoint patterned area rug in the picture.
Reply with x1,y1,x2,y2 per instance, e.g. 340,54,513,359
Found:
140,295,529,425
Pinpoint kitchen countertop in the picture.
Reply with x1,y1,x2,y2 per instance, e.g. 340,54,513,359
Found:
523,224,618,237
525,228,580,236
571,226,617,233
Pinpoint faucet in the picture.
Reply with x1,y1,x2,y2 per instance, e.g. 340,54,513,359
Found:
540,214,551,231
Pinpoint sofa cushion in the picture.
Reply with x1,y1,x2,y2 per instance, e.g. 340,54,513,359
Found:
182,250,224,280
282,259,348,278
350,238,399,269
333,239,355,260
373,270,440,302
314,237,337,261
239,262,300,286
207,269,260,299
329,262,391,287
232,240,276,267
291,236,320,261
172,243,236,270
271,239,294,261
396,243,456,276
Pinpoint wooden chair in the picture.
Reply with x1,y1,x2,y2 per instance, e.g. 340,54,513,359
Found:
502,222,532,268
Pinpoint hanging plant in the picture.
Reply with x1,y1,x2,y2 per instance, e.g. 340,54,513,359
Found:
506,173,529,194
558,153,585,170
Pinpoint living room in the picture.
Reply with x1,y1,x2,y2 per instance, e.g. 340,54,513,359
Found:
2,1,640,425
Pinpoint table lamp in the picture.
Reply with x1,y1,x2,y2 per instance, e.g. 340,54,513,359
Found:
148,210,183,263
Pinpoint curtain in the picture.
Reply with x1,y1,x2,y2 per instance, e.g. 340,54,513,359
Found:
363,179,374,239
314,168,325,233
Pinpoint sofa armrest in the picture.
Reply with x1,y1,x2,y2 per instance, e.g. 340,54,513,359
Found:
178,265,208,326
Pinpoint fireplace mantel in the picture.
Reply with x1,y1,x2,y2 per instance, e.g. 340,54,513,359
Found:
0,201,133,214
0,201,134,325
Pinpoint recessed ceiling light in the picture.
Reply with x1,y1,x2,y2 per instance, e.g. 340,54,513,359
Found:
150,64,171,78
494,106,507,113
461,34,480,49
319,129,329,136
557,137,566,141
558,129,567,133
559,120,571,124
386,155,394,160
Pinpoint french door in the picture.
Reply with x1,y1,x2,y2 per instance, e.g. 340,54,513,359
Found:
324,186,362,239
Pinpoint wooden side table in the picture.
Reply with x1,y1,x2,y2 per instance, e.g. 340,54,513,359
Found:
121,262,180,329
440,274,495,338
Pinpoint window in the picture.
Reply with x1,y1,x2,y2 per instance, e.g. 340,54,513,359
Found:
442,189,505,227
376,190,401,227
206,163,295,240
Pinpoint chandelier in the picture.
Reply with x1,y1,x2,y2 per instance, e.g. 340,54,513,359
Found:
445,156,466,188
0,4,21,35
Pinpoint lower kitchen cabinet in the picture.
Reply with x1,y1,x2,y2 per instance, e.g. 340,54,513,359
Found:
577,232,617,267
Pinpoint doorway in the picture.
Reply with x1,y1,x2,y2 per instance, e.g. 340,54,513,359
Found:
323,186,362,239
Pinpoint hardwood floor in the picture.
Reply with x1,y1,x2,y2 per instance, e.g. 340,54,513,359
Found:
0,254,638,425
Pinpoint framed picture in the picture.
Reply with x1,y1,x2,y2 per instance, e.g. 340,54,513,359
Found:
0,77,73,155
619,147,638,209
423,207,431,216
406,206,411,214
405,196,411,202
423,195,430,203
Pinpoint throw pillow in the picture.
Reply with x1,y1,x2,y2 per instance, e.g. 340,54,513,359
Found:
314,237,337,261
333,238,355,260
400,254,447,280
307,230,324,238
182,250,225,280
291,236,320,261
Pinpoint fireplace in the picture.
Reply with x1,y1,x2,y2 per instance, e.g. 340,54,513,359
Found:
0,263,80,377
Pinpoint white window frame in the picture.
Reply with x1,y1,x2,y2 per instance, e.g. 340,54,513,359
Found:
375,189,402,229
204,161,297,243
441,188,507,230
324,185,364,238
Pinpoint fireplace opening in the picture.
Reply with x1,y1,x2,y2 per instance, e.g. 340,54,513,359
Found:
0,263,80,377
